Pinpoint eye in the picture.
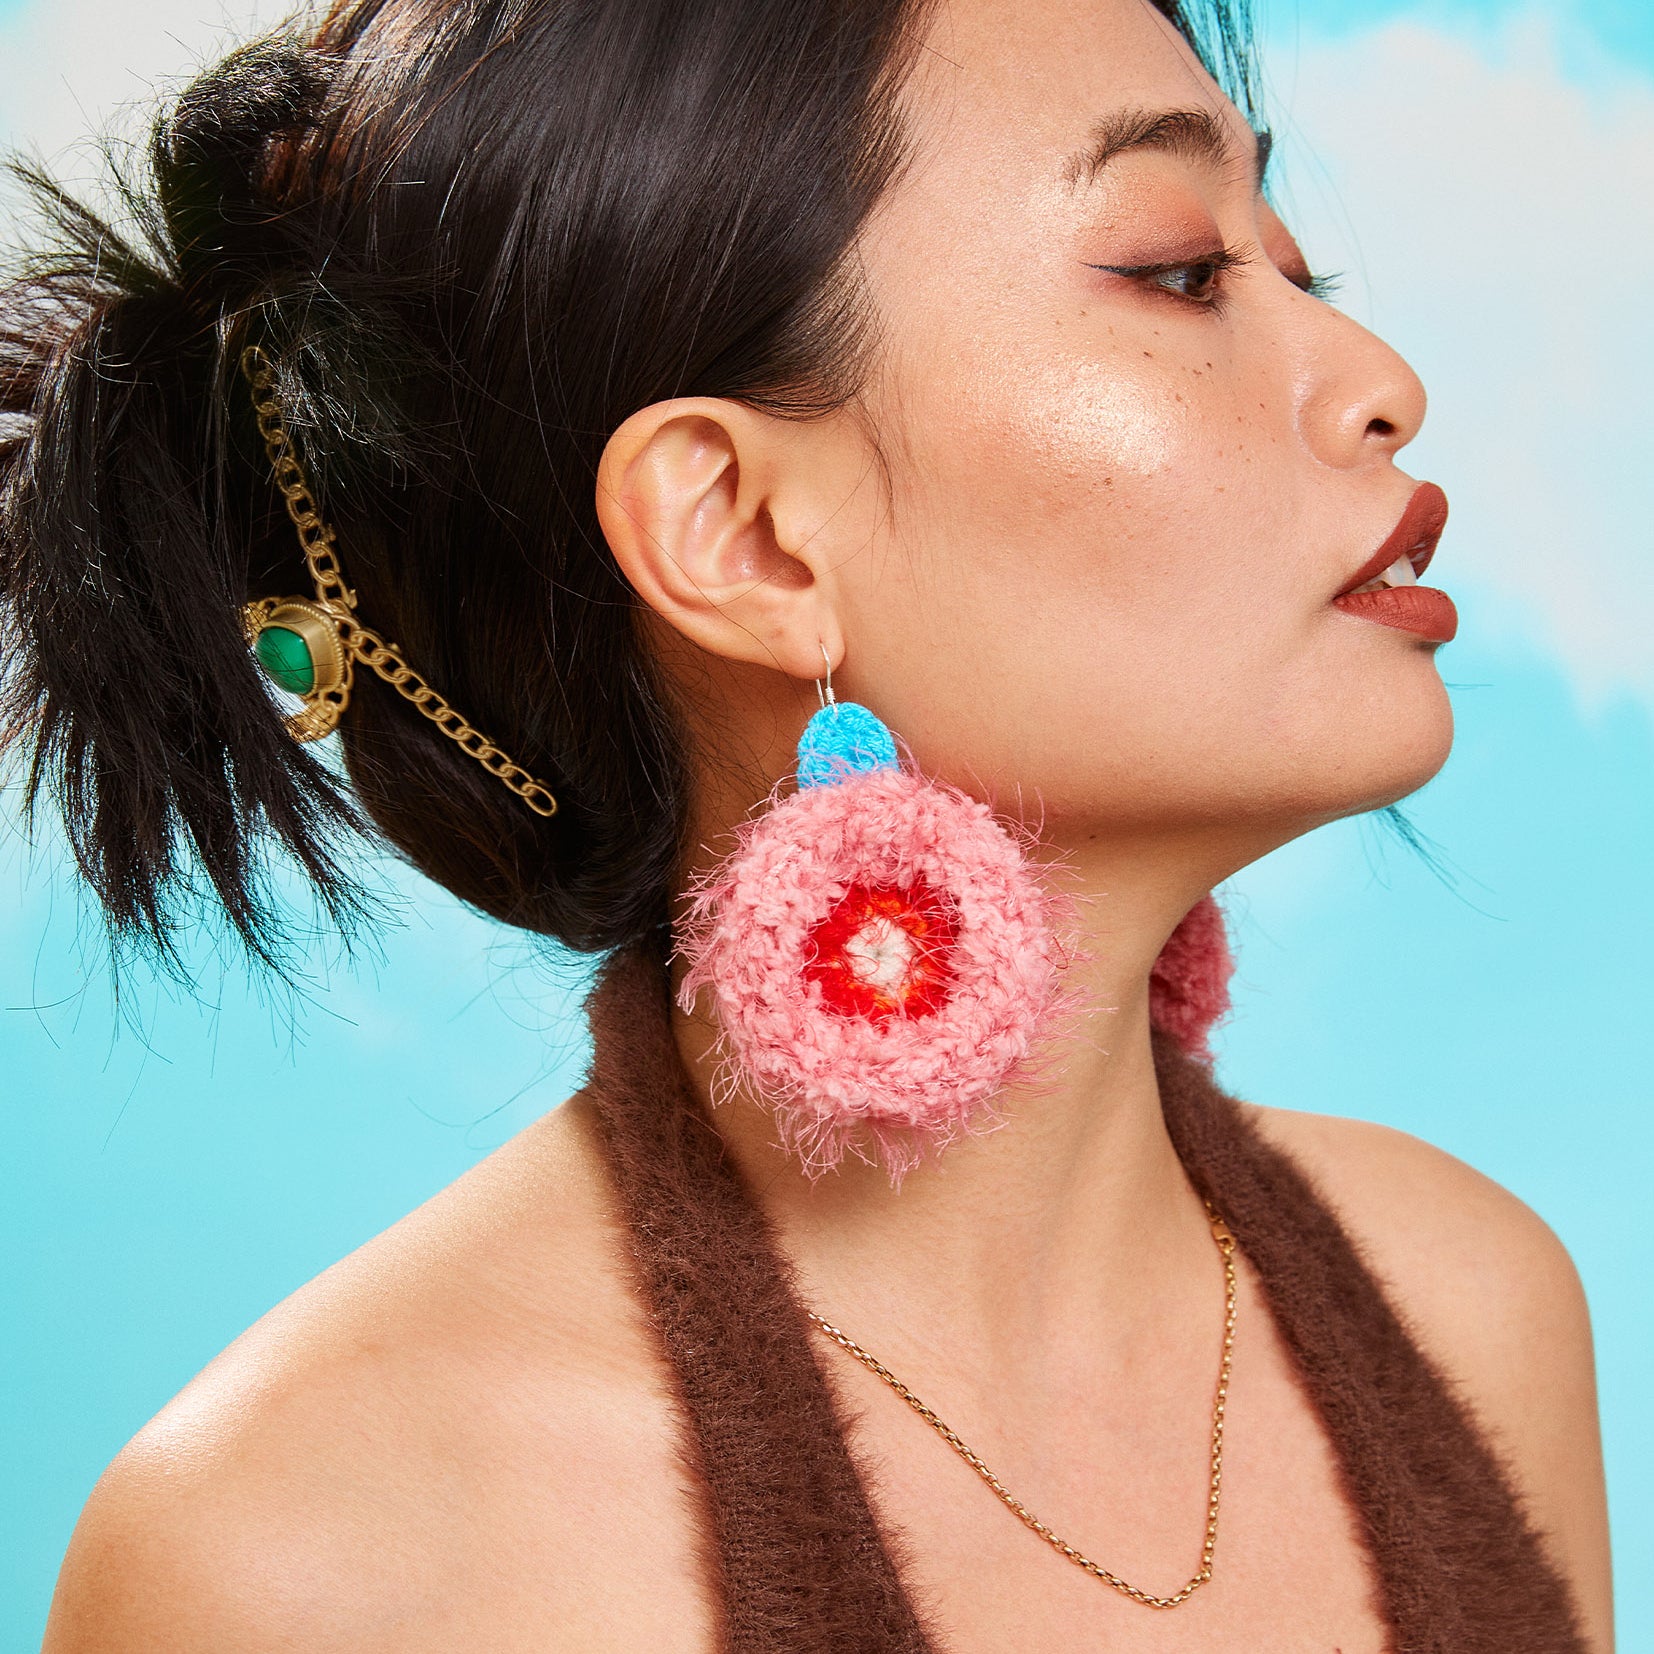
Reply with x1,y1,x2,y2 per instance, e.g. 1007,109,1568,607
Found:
1084,247,1248,308
1150,259,1228,301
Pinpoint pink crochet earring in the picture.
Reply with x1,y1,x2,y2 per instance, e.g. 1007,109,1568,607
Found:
674,655,1074,1179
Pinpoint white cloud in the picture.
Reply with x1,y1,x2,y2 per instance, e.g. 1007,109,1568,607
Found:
1267,11,1654,709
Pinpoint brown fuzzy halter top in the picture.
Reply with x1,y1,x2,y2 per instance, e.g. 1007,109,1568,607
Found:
582,943,1587,1652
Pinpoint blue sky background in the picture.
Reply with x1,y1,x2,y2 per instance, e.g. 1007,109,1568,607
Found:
2,3,1649,1649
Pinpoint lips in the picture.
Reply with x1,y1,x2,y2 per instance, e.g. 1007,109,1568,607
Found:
1331,482,1456,643
1334,583,1458,642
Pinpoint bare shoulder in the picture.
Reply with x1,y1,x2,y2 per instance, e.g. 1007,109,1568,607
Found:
43,1094,711,1654
1244,1101,1614,1651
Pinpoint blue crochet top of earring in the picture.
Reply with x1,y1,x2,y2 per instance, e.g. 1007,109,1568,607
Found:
796,702,901,790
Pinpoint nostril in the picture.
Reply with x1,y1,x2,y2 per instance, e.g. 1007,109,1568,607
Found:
1367,416,1398,438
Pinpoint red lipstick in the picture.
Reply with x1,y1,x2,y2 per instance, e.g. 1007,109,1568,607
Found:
1335,583,1458,642
1332,483,1456,643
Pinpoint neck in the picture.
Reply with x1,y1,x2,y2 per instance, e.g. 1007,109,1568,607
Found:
668,835,1241,1383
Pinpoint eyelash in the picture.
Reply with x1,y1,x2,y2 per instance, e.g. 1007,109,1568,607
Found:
1084,249,1344,311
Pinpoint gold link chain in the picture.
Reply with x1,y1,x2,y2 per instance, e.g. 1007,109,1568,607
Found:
807,1199,1238,1611
240,345,558,819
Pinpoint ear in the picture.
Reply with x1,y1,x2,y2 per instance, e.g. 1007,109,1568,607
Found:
594,398,852,684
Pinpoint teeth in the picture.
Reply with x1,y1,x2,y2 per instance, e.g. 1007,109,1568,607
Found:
1351,554,1420,595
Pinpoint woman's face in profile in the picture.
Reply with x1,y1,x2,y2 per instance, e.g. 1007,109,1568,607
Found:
826,0,1454,854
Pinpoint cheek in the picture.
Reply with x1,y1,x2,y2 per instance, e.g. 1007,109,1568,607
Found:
896,333,1290,616
986,350,1186,484
854,342,1297,767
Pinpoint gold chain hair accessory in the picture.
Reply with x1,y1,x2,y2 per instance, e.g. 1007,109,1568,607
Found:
238,344,558,819
807,1200,1238,1610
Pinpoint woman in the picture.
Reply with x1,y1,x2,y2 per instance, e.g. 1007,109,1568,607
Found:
2,0,1612,1648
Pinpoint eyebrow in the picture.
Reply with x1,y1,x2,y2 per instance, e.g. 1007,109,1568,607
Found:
1062,107,1274,193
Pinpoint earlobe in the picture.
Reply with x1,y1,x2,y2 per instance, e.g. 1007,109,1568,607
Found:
594,398,841,683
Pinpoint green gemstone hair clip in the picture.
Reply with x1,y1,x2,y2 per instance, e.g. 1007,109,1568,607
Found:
240,593,353,744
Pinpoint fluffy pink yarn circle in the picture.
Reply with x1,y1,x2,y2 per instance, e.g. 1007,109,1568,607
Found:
675,768,1069,1176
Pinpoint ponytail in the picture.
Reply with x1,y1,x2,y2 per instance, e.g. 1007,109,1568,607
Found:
0,41,367,973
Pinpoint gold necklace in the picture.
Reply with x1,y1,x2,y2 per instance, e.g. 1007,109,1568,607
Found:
806,1200,1238,1610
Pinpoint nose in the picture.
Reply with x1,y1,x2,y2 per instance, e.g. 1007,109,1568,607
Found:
1296,305,1429,471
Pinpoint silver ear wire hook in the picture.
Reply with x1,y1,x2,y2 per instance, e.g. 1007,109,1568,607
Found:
816,641,837,712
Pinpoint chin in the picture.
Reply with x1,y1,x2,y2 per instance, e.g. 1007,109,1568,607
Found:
1223,668,1456,838
1331,676,1456,820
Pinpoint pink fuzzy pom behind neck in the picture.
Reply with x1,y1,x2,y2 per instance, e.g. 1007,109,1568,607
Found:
1149,893,1234,1061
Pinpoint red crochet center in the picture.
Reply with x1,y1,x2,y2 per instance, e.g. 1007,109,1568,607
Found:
802,880,959,1023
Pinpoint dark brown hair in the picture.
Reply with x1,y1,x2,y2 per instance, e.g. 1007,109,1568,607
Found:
0,0,1253,973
